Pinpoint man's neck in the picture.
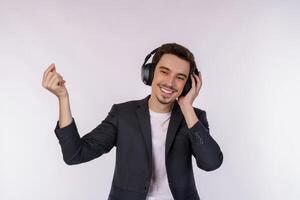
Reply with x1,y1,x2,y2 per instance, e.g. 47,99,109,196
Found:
148,95,175,113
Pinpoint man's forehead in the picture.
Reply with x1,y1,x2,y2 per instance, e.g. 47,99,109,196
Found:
157,54,190,74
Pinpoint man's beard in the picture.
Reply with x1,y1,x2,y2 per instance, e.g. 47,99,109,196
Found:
156,93,173,105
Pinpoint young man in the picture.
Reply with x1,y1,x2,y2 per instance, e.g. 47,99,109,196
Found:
42,43,223,200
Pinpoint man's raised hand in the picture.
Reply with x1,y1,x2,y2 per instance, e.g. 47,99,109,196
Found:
42,63,68,99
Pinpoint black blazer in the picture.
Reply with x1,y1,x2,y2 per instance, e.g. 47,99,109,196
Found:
54,95,223,200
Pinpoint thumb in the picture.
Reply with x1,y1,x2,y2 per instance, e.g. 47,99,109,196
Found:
50,63,56,72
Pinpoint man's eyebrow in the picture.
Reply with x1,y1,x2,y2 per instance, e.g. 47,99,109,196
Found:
158,66,188,78
158,66,170,71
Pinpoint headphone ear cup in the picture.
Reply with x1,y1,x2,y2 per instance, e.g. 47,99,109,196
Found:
148,63,155,85
181,77,191,97
180,67,199,97
141,63,155,86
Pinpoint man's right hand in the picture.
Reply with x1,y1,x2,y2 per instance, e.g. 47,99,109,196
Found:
42,63,68,99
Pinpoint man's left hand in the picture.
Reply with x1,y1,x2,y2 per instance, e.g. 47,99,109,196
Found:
178,71,202,108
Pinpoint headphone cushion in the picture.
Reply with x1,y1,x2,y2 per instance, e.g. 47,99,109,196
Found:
142,63,155,86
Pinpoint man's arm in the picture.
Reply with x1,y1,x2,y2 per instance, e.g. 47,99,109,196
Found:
178,72,223,171
58,96,73,128
42,64,117,165
184,107,223,171
42,63,73,128
54,104,118,165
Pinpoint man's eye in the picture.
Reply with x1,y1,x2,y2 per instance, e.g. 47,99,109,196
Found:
177,77,185,80
161,71,167,74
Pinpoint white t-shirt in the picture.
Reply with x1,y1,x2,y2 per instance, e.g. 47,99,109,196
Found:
146,109,174,200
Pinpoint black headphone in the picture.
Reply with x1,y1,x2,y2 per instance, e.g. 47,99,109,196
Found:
141,47,199,97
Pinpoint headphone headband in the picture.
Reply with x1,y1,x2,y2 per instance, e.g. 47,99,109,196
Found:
142,47,159,67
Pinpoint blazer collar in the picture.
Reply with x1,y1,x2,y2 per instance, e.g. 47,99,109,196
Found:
135,95,184,161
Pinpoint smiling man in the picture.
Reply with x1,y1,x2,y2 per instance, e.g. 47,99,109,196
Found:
42,43,223,200
149,53,190,110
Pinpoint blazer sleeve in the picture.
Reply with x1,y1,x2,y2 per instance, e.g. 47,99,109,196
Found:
54,104,118,165
187,109,223,171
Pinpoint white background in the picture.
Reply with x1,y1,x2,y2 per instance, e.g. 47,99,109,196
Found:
0,0,299,199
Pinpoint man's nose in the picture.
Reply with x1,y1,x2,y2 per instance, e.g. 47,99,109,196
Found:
165,75,176,87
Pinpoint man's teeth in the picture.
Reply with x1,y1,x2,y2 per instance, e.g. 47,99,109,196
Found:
161,87,174,94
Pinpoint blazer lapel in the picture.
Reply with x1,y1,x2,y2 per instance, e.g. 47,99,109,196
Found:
136,95,152,163
135,95,184,162
165,102,183,158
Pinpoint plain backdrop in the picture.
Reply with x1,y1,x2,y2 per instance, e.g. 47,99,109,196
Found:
0,0,299,199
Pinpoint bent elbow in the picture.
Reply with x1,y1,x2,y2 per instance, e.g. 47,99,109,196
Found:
63,158,75,165
63,155,80,166
198,151,223,172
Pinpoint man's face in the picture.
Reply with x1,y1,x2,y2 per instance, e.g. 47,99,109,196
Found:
151,53,190,105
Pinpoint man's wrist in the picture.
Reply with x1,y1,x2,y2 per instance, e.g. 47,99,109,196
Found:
58,94,69,102
180,104,199,128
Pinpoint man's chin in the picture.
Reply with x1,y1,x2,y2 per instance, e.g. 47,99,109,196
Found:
157,94,176,105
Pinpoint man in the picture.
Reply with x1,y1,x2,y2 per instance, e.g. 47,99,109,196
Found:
42,43,223,200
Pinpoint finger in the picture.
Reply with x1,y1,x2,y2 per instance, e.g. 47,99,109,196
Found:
49,73,62,89
55,73,64,85
44,63,55,76
195,73,202,92
193,73,201,90
193,72,201,84
58,79,66,86
192,73,200,94
61,80,66,86
48,74,58,88
44,71,56,87
47,72,63,87
55,74,64,86
191,74,196,91
43,65,58,87
54,78,65,88
198,71,202,84
196,79,201,93
56,78,65,87
42,63,56,84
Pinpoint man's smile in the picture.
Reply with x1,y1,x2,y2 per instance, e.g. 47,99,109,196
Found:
159,85,177,97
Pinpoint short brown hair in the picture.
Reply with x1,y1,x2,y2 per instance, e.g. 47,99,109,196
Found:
151,43,196,73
